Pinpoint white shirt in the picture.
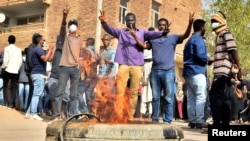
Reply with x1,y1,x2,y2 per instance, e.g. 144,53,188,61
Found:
3,44,22,74
143,49,152,59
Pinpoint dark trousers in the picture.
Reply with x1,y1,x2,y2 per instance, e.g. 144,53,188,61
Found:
3,71,18,108
55,66,80,117
26,74,34,111
209,76,232,126
38,84,50,114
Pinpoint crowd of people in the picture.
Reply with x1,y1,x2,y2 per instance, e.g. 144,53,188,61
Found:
0,7,250,133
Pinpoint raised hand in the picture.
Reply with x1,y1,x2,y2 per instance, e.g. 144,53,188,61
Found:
128,28,136,38
99,10,107,23
189,12,195,24
63,5,70,17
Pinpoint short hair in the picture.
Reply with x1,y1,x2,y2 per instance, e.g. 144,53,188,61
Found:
157,18,169,26
34,34,42,45
193,19,206,32
125,13,136,21
86,38,95,46
8,35,16,44
148,27,155,31
102,34,111,40
68,19,78,27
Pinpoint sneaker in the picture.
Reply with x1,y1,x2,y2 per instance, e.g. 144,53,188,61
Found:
25,113,31,119
188,122,196,128
31,114,43,121
196,123,208,129
163,121,171,124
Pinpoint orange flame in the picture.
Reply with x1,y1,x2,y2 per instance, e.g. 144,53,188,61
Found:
92,76,131,123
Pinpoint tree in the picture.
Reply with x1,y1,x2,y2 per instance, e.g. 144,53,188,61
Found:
202,0,250,79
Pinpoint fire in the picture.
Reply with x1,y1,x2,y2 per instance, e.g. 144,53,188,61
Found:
92,76,131,123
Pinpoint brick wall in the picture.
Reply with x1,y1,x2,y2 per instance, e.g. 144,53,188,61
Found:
0,0,201,55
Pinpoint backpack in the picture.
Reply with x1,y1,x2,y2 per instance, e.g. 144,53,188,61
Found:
24,43,36,75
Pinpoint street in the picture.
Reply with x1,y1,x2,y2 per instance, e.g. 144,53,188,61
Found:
0,106,207,141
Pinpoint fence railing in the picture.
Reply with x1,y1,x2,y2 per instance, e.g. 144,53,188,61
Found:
0,23,45,34
0,0,35,6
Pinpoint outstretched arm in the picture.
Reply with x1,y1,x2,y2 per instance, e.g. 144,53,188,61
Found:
179,12,194,42
99,10,120,38
59,6,70,43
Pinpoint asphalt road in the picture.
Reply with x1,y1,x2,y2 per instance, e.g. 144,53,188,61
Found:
0,106,207,141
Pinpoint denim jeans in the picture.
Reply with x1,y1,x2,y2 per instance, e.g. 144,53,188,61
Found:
0,78,3,105
184,74,207,124
78,78,97,114
77,93,88,114
150,69,175,123
18,82,30,110
55,66,79,117
26,74,45,115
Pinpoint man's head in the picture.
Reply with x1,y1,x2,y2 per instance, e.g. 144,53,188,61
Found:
68,19,78,33
102,34,111,48
33,34,44,46
32,33,41,44
8,35,16,44
157,18,170,32
211,11,227,32
193,19,206,36
148,27,155,31
125,13,136,29
86,38,95,47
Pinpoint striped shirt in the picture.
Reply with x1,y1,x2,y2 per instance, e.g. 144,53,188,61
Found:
213,29,237,78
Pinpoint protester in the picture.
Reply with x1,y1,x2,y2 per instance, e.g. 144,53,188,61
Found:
183,19,208,129
54,9,83,119
25,34,55,121
99,10,168,121
208,11,242,126
48,7,71,122
2,35,22,109
78,37,99,114
148,14,194,124
18,50,30,112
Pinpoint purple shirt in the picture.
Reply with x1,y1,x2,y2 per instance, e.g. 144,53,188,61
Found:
102,23,163,66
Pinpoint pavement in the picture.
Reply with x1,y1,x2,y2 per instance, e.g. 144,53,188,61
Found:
0,106,207,141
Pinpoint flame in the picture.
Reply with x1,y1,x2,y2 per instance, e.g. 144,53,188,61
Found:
92,76,131,123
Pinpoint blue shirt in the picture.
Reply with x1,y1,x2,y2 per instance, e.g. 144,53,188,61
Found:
102,23,163,66
150,34,181,70
183,33,208,77
99,46,116,78
31,46,46,75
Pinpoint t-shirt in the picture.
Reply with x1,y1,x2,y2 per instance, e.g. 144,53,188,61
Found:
30,46,46,75
150,34,181,70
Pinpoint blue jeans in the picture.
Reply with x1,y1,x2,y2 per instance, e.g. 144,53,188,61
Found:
184,74,207,124
26,74,45,115
78,77,98,114
55,66,79,117
0,78,3,105
18,83,30,110
150,69,175,123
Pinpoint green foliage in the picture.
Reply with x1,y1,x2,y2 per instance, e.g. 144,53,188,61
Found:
202,0,250,79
